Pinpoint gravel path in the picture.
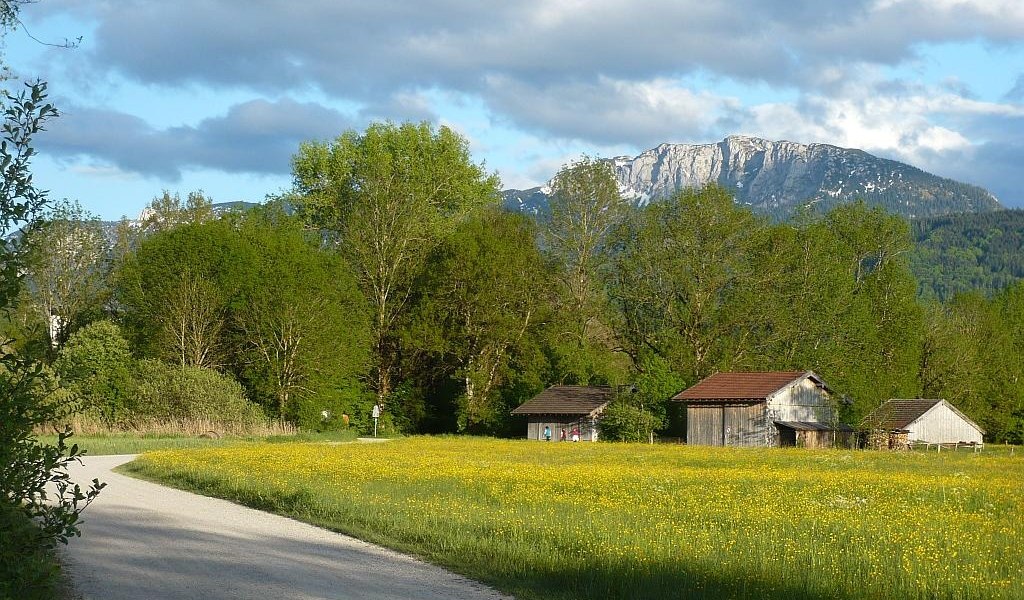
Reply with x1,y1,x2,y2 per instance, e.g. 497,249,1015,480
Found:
62,455,512,600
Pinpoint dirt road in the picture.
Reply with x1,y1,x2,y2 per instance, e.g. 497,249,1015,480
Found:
62,455,512,600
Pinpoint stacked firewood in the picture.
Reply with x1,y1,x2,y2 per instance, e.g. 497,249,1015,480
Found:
888,431,910,450
865,429,889,450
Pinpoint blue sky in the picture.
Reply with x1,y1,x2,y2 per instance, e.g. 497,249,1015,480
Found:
3,0,1024,220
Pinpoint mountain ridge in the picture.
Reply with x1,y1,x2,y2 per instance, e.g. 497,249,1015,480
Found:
503,135,1001,219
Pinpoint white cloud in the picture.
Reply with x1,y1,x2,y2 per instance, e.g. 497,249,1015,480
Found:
483,75,741,147
16,1,1024,206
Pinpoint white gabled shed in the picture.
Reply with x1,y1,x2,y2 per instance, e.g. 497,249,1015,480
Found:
861,399,984,445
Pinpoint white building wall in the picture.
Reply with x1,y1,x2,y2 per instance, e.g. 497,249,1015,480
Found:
907,402,984,444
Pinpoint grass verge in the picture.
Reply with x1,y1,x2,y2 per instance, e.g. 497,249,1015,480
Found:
121,437,1023,600
36,429,361,456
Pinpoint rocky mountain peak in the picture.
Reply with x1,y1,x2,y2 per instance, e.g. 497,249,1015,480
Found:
503,136,1000,219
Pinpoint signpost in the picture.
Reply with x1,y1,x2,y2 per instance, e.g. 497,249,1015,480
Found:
371,403,381,438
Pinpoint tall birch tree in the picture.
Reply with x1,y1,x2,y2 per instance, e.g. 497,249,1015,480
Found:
291,122,499,410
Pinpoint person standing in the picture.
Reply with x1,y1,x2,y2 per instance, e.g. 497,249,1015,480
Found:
571,427,580,442
543,425,552,441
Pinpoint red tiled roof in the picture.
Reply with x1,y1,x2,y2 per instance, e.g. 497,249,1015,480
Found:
511,385,612,416
672,371,825,402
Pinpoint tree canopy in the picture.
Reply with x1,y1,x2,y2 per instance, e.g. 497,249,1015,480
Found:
291,121,500,409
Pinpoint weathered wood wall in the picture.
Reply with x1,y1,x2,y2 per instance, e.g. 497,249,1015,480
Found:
765,378,834,447
767,378,834,422
687,403,763,447
798,429,855,449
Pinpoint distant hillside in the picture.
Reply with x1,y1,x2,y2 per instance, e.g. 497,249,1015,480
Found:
910,209,1024,301
503,135,1001,220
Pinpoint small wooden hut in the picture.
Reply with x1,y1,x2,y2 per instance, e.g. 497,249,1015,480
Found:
672,370,851,448
860,399,984,446
512,385,611,442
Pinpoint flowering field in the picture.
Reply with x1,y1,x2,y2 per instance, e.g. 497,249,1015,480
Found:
124,438,1023,599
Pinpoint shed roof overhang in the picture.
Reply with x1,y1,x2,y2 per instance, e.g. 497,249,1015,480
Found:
775,420,853,432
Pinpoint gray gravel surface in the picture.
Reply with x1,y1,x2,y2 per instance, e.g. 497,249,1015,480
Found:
62,455,513,600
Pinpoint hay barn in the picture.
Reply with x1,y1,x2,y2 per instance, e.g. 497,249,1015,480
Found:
672,370,852,448
861,399,984,446
511,385,610,442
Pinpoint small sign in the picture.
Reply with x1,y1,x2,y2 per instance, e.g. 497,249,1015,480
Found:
372,404,381,419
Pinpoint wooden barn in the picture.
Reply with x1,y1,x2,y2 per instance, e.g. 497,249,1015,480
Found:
861,399,984,446
672,370,852,448
512,385,611,442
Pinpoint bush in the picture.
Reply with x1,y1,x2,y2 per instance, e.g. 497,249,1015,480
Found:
0,504,58,600
54,320,136,426
0,80,103,600
132,360,266,427
598,400,661,442
0,354,104,600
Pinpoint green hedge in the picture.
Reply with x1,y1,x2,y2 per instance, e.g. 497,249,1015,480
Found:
133,360,266,426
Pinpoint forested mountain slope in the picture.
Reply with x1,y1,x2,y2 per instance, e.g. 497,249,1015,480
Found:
910,209,1024,301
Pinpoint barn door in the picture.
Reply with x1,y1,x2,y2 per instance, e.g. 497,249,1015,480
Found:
709,407,724,446
724,404,758,446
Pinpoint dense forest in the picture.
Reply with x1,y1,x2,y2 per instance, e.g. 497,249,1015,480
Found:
4,123,1023,444
910,209,1024,300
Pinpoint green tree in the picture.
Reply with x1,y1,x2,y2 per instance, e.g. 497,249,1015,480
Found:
114,208,371,425
820,203,923,418
138,190,215,234
917,287,1024,442
291,122,500,413
106,191,216,273
406,209,547,432
732,202,922,421
158,268,226,368
600,354,686,442
608,185,769,382
114,217,251,362
232,207,370,424
0,78,103,598
17,199,109,354
544,157,627,341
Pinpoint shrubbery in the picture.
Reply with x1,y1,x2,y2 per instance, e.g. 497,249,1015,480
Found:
598,400,661,442
55,320,268,431
0,353,104,600
132,360,266,427
54,320,135,425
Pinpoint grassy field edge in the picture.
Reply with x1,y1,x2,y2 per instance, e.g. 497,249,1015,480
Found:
116,439,1023,600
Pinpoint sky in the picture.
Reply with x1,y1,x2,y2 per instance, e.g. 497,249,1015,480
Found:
3,0,1024,221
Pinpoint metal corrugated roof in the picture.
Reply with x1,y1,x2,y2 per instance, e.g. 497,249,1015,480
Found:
672,371,827,402
511,385,613,416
